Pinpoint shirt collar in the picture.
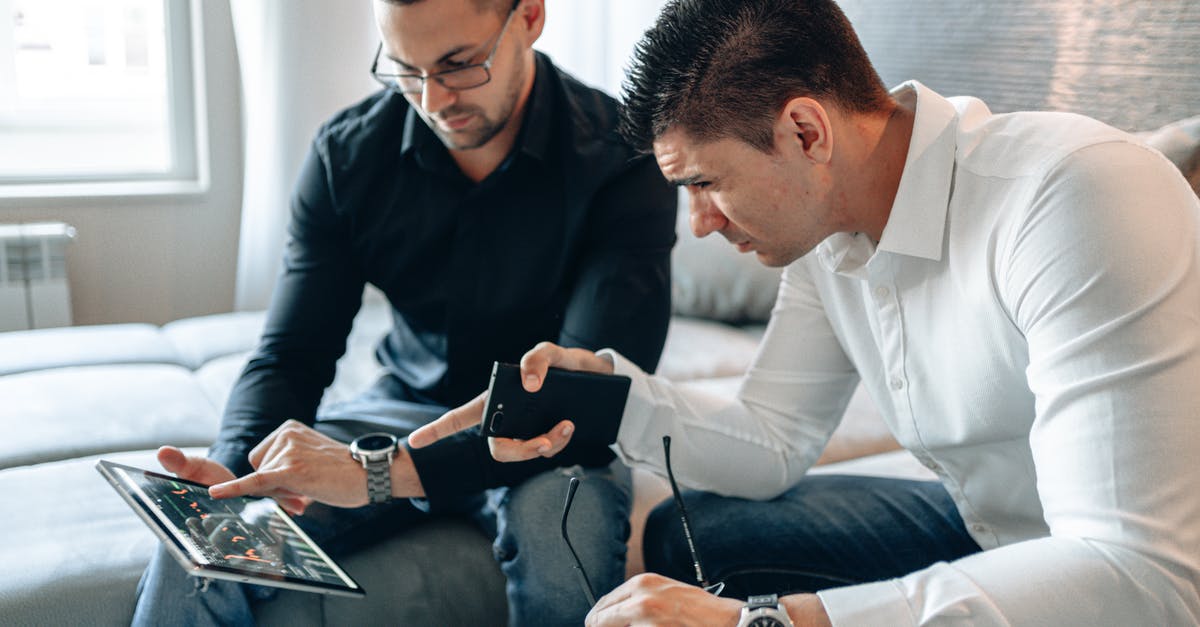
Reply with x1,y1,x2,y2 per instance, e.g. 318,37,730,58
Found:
816,80,958,275
399,52,555,169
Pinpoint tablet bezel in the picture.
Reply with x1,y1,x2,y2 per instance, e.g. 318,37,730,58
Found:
96,459,365,598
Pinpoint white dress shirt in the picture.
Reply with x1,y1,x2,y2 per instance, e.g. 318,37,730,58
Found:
601,81,1200,625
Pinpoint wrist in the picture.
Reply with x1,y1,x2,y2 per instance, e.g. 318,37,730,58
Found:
390,446,425,498
736,594,795,627
349,432,399,504
780,594,831,627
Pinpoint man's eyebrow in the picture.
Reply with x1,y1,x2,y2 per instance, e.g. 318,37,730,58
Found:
384,45,475,72
667,174,707,187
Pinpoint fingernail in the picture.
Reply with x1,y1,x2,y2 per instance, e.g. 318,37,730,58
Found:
537,444,550,454
561,423,573,437
525,374,538,387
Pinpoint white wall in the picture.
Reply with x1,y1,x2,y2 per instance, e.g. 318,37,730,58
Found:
0,1,243,326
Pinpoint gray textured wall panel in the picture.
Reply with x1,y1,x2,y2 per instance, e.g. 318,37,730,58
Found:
837,0,1200,131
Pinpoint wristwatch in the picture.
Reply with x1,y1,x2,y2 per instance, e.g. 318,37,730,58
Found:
735,594,795,627
349,432,398,504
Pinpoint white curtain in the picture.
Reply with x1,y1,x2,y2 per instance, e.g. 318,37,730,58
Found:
230,0,378,311
536,0,669,97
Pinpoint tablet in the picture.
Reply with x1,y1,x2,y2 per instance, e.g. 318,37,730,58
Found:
96,459,364,598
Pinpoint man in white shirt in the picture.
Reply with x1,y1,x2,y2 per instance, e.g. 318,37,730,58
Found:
408,0,1200,623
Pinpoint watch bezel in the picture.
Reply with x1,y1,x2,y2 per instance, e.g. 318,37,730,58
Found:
350,432,399,463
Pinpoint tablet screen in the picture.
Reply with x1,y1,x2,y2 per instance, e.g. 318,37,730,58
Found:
98,460,362,596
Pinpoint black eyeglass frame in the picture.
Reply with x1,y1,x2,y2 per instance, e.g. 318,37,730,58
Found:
560,435,725,608
370,0,521,95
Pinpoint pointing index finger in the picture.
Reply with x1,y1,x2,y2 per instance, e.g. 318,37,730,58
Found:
408,391,487,448
209,468,279,499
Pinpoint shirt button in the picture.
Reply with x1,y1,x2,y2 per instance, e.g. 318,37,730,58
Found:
890,377,905,390
971,523,988,534
875,285,890,299
921,457,940,471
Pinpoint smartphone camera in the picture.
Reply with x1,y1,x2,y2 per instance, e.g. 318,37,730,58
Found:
490,410,504,431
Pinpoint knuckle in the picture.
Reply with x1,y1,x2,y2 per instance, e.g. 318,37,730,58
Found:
630,596,658,616
632,572,660,588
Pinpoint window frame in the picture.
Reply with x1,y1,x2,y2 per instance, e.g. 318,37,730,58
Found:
0,0,209,200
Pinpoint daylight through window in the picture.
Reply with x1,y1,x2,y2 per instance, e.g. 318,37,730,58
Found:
0,0,198,186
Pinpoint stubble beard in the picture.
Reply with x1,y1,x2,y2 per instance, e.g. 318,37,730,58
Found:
431,50,525,151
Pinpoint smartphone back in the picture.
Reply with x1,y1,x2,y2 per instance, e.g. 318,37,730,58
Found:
480,362,631,443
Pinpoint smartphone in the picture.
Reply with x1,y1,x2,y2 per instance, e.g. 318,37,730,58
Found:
479,362,631,443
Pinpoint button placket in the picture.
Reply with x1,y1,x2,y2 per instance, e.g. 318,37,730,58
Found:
868,256,920,449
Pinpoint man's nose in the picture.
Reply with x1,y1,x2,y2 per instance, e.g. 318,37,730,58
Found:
688,190,727,238
421,78,456,115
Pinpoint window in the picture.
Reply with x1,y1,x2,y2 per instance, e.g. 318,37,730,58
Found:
0,0,203,194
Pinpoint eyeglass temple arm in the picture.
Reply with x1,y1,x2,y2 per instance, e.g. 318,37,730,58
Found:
562,477,598,606
663,435,720,591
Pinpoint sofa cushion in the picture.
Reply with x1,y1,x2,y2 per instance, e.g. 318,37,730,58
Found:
657,317,764,381
162,311,268,370
0,449,205,627
0,365,220,469
671,201,783,324
0,324,181,376
194,349,388,421
184,299,390,414
194,352,252,413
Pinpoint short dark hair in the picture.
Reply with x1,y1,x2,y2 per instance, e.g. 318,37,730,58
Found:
620,0,892,153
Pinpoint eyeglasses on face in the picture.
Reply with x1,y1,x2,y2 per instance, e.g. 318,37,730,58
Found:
370,0,520,95
560,435,725,607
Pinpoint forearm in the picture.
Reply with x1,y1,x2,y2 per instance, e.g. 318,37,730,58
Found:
603,350,839,499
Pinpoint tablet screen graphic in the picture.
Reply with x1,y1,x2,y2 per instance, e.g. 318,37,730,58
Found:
97,459,364,597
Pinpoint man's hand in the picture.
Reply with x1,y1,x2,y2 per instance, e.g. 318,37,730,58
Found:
407,342,615,462
585,573,741,626
585,573,833,627
157,445,235,485
156,445,311,515
206,420,425,512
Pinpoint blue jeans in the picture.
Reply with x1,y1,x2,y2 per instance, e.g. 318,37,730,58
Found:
642,474,982,598
132,386,631,627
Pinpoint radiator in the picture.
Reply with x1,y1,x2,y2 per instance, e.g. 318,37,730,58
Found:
0,222,76,332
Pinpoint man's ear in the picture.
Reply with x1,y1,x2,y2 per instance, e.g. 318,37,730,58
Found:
777,97,832,164
516,0,545,45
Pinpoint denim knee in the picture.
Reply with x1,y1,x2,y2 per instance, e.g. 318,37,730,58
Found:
642,496,698,584
490,462,631,627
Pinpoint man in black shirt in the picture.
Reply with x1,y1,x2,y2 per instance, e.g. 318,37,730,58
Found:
131,0,675,625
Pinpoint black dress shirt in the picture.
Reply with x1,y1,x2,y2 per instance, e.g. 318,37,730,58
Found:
209,53,676,506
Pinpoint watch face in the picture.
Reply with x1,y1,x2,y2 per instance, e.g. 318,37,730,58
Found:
748,618,786,627
353,434,396,453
